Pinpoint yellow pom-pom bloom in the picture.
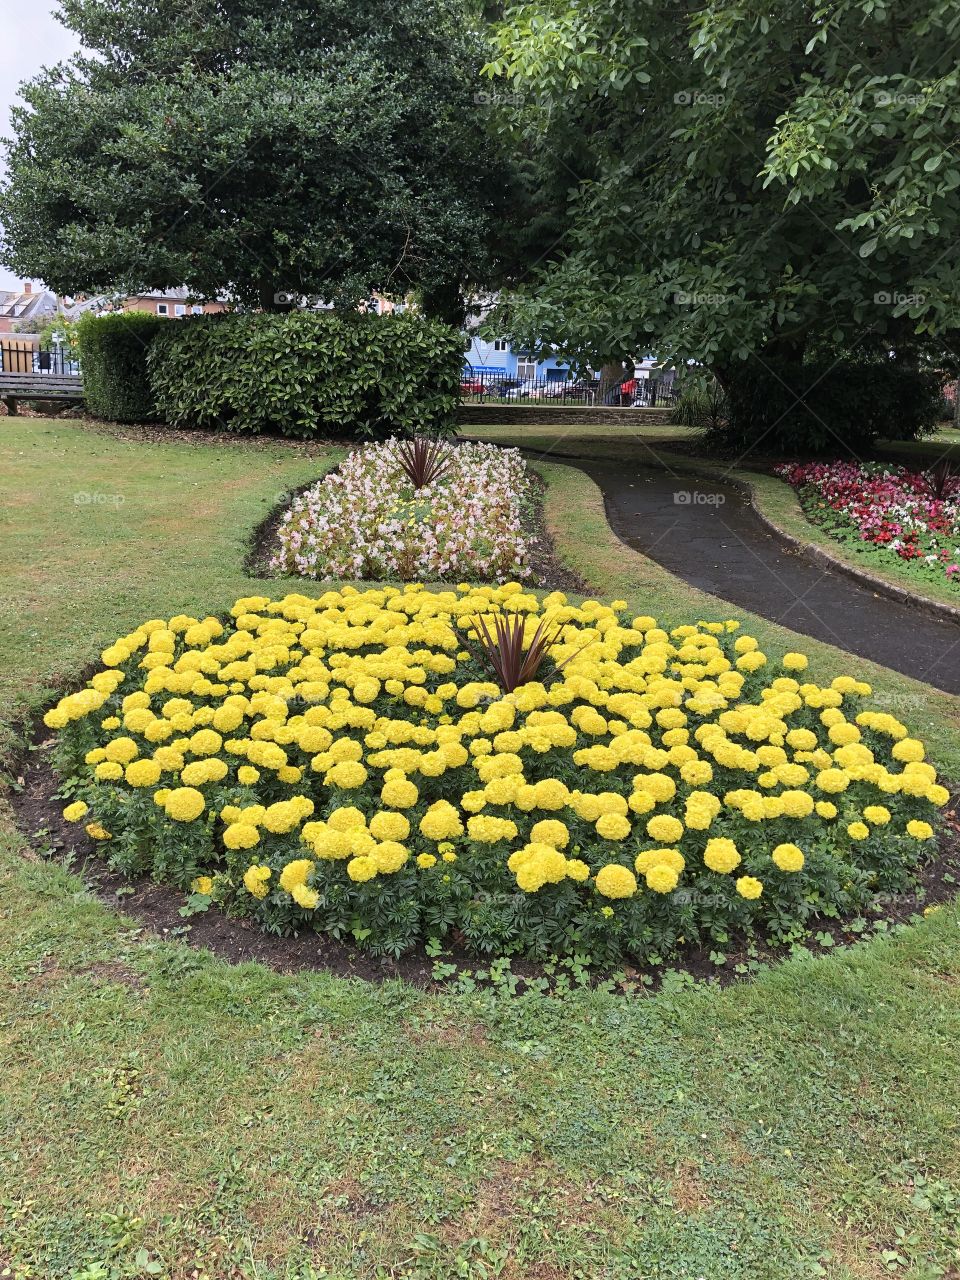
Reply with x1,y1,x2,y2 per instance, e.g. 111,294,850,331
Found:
595,863,638,898
736,876,763,900
704,837,741,874
771,843,804,872
646,814,684,844
164,787,206,823
243,865,272,898
906,820,934,840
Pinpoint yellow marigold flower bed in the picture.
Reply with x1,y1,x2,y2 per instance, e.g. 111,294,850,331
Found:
45,585,946,964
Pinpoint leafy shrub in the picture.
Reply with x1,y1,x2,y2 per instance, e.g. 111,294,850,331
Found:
147,311,463,439
76,311,167,422
46,588,946,966
712,359,942,454
671,380,728,432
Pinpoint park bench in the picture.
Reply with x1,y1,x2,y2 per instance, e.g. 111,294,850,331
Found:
0,372,84,416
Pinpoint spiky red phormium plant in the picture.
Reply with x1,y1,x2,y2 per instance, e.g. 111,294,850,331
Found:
459,611,584,693
921,458,960,501
393,436,454,489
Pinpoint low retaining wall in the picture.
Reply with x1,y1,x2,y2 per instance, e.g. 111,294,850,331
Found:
456,404,675,428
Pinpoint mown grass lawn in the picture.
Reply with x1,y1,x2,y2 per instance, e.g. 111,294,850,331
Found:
2,417,960,1280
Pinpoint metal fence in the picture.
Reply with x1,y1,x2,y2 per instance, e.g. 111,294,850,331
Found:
0,341,81,376
459,372,678,408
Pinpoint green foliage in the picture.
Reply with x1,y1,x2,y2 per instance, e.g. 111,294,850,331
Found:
75,312,166,422
713,359,943,454
0,0,505,319
484,1,960,394
671,380,729,432
147,312,463,439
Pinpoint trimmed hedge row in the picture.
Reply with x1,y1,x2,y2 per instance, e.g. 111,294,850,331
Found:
76,311,167,422
147,311,463,438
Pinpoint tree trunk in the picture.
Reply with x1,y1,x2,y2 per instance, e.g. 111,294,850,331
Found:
598,359,627,405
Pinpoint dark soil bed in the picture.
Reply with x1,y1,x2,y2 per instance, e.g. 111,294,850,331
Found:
10,728,960,995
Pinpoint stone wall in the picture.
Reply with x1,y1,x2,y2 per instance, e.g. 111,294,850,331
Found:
456,404,675,428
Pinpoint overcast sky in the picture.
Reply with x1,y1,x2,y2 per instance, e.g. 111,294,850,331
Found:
0,1,82,291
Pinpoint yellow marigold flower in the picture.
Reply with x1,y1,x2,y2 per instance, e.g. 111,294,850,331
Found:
164,787,206,822
94,761,123,781
771,843,804,872
530,818,570,849
419,800,464,841
325,760,367,789
369,811,411,841
103,736,139,764
191,876,214,895
815,800,838,820
291,883,319,909
906,820,934,840
85,822,112,841
467,815,518,843
565,858,590,882
532,778,569,810
347,855,378,882
596,812,631,841
417,853,437,868
595,864,637,899
243,864,272,898
736,876,763,900
62,801,89,822
704,837,741,874
815,769,849,794
372,841,409,873
223,822,260,850
646,814,684,844
278,858,314,892
237,765,260,785
381,775,418,808
892,738,925,763
927,784,950,807
863,805,891,826
646,865,679,894
782,652,808,671
847,822,869,841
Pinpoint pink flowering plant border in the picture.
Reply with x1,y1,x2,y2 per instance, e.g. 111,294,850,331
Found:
271,440,536,582
775,460,960,595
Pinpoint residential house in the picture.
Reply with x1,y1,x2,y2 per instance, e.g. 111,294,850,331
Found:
0,283,59,335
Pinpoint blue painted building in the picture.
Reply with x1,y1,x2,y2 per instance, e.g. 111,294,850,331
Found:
463,334,571,382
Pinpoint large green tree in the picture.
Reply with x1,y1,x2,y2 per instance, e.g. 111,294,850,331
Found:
0,0,504,318
484,0,960,381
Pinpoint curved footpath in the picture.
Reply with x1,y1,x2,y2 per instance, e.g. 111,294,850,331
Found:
538,453,960,695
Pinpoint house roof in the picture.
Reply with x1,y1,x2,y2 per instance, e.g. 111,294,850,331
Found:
0,289,59,324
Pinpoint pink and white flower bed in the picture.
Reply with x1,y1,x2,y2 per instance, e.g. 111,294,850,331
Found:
775,460,960,587
270,440,537,582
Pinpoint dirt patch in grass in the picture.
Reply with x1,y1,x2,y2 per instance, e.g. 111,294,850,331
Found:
10,727,960,995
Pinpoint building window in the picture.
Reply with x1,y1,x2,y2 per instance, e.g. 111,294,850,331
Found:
191,305,203,315
174,304,186,316
517,360,537,380
156,303,169,316
493,339,509,352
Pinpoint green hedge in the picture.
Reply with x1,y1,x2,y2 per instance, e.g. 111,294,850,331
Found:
712,358,942,454
76,311,167,422
147,311,463,438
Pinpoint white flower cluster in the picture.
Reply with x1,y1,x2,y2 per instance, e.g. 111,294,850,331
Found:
271,440,537,582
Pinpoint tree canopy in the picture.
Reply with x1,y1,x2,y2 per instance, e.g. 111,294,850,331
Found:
485,0,960,377
0,0,504,317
